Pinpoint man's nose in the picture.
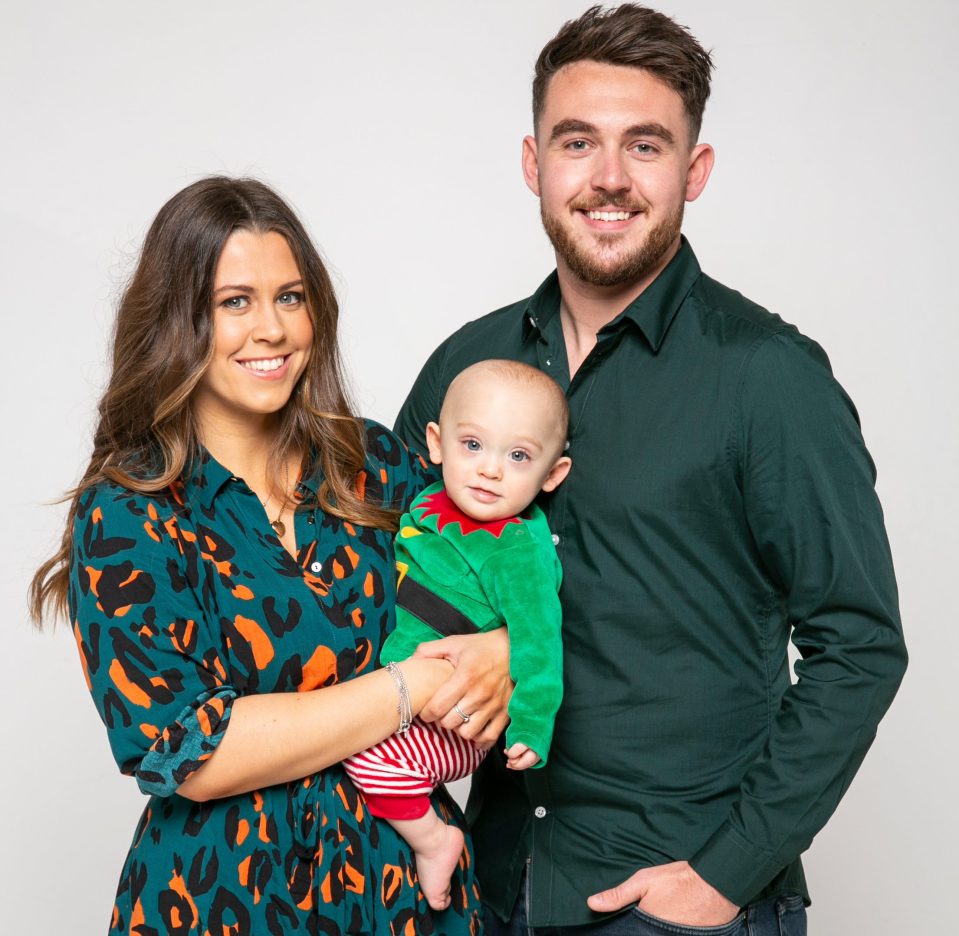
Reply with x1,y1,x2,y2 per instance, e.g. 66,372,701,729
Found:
592,147,630,195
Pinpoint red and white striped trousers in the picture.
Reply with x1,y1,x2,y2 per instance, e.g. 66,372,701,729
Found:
344,717,487,819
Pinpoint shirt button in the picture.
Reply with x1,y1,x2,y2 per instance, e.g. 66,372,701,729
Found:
310,561,323,573
564,440,570,451
534,806,547,819
551,533,560,546
545,359,552,366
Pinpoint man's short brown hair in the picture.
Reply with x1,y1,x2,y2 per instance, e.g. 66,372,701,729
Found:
532,4,714,143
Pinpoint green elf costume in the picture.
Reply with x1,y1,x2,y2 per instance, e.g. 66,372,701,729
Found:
343,481,564,819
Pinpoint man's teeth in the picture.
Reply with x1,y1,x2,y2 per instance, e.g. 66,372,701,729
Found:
587,210,634,221
241,357,285,372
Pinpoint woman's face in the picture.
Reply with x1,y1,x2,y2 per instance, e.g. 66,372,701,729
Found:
192,229,314,436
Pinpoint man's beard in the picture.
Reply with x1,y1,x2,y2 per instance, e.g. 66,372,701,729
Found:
541,199,684,288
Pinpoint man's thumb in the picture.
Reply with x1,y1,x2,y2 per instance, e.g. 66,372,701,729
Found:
587,871,646,913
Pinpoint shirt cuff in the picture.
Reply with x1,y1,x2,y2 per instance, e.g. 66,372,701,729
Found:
688,821,783,908
134,688,236,796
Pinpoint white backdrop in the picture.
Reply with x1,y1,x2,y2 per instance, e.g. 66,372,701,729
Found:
2,1,956,932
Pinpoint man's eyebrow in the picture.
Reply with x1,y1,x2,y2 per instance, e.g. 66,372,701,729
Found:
625,123,675,145
549,119,597,143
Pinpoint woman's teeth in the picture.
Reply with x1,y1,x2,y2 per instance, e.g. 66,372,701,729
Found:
240,356,285,372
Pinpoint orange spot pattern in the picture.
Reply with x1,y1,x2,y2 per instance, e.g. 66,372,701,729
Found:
70,424,481,931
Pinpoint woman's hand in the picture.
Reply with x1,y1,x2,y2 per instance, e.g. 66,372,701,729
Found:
413,629,514,744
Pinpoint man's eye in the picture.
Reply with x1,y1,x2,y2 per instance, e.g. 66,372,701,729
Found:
464,440,481,452
278,291,303,306
508,450,530,463
222,295,248,310
632,143,656,155
566,139,589,152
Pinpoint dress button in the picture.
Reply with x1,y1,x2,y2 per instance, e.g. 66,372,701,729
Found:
310,561,323,573
534,806,547,819
551,533,560,546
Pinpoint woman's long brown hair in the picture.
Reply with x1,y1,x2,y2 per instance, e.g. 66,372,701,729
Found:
31,177,398,627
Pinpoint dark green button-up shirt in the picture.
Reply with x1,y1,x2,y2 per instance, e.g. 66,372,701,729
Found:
395,239,906,926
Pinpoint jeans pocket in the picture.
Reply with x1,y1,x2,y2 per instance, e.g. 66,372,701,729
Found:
775,894,807,936
630,905,747,935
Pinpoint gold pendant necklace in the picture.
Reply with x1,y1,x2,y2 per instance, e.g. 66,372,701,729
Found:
262,461,290,539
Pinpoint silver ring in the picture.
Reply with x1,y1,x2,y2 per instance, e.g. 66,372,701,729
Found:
453,702,471,724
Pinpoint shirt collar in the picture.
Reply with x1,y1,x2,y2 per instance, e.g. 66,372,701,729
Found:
181,447,322,511
181,447,234,512
521,236,702,354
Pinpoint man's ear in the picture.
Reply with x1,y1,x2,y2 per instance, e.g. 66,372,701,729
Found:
522,135,541,197
685,142,714,203
540,455,572,493
425,422,443,465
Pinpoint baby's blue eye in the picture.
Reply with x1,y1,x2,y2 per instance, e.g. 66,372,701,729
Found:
508,450,530,463
464,439,481,452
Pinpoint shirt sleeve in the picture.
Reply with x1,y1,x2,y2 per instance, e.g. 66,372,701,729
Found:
393,338,453,457
689,332,907,905
478,542,564,765
362,420,438,513
69,483,236,797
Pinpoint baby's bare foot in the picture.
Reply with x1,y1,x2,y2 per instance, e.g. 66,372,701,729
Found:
388,809,466,911
413,821,465,911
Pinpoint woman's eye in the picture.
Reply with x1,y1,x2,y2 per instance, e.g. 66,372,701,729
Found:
222,295,248,310
508,450,530,463
278,291,303,306
464,439,481,452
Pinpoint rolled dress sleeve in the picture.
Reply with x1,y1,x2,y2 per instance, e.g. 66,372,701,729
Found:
69,483,236,797
689,332,907,905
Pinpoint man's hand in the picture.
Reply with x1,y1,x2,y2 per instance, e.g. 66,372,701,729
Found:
587,861,739,926
504,742,540,770
413,630,513,744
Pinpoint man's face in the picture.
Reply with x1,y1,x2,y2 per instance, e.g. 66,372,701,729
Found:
523,61,713,289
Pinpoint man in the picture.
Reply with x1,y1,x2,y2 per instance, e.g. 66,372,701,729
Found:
396,5,906,932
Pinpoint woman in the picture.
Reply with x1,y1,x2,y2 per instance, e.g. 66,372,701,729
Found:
30,177,503,934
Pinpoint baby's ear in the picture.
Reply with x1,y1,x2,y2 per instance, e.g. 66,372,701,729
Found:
425,422,443,465
540,455,572,493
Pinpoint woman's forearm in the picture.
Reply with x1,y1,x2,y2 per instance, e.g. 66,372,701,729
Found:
177,658,451,801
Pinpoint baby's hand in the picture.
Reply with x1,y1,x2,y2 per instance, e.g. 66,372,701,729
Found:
505,743,541,771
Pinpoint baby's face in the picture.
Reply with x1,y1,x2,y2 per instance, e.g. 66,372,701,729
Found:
427,379,570,522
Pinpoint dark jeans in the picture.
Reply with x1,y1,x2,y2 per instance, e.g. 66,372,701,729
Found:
483,873,807,936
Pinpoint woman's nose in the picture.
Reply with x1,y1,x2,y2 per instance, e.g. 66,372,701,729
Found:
251,304,285,342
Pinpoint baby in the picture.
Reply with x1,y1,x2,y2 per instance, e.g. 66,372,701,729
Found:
344,359,572,910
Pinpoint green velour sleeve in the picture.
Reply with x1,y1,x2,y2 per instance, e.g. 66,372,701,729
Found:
477,543,564,765
689,332,907,906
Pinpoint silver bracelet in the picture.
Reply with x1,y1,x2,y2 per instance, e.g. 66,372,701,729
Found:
386,661,412,735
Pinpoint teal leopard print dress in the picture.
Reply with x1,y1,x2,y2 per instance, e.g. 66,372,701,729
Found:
69,422,481,935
